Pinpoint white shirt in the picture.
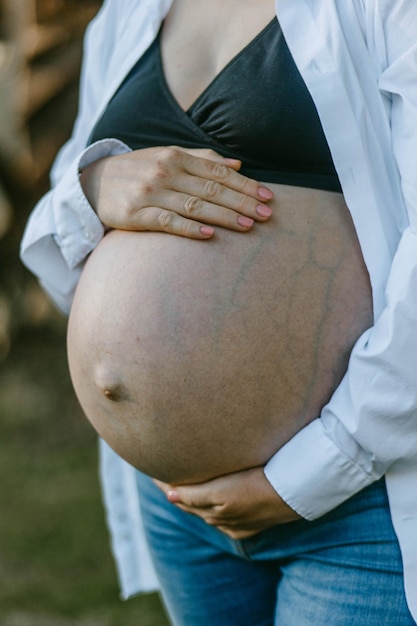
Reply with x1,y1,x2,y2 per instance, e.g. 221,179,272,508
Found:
20,0,417,616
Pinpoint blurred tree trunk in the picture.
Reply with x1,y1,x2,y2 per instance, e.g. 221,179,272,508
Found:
0,0,102,356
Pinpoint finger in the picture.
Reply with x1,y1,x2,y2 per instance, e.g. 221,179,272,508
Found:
153,481,210,512
168,484,216,509
165,182,272,227
127,206,215,239
173,504,231,532
175,146,242,170
170,500,253,533
153,479,211,509
182,153,274,202
155,189,255,231
217,526,259,540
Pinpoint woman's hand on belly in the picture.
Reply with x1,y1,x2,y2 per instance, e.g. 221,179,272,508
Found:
79,145,273,238
154,466,301,539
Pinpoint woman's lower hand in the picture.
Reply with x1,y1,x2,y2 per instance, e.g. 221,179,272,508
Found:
80,146,273,238
154,467,301,540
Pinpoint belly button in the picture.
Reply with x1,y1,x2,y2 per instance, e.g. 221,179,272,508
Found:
98,383,132,402
94,362,130,402
104,388,116,400
100,383,130,402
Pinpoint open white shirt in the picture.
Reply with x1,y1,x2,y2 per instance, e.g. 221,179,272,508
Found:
20,0,417,616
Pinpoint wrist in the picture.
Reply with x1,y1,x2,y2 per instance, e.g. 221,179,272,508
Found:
79,156,110,214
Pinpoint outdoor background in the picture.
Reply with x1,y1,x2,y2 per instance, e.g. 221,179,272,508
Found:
0,2,169,624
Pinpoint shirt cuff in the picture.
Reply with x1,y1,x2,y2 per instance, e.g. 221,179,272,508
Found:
263,418,380,520
54,138,131,269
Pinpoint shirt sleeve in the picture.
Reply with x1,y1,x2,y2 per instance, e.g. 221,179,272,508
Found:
20,139,131,313
265,0,417,520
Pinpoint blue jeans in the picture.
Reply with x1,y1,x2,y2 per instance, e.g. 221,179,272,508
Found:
135,473,414,626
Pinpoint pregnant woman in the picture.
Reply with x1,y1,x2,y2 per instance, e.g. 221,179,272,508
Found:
21,1,417,624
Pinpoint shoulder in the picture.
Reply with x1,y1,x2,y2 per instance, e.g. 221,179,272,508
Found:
82,0,164,74
91,0,172,30
86,0,171,50
86,0,156,38
87,0,143,35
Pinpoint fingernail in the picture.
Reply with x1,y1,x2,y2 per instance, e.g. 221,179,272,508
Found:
200,225,215,237
256,205,272,218
237,215,254,228
223,157,241,168
258,186,273,200
167,489,181,503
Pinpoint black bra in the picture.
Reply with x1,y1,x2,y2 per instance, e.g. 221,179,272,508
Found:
90,19,341,192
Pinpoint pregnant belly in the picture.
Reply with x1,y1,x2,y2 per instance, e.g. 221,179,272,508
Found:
67,184,372,484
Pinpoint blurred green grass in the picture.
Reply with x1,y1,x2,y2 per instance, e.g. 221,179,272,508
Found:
0,317,170,626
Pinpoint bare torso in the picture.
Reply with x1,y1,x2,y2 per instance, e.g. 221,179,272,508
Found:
68,184,372,483
67,0,373,484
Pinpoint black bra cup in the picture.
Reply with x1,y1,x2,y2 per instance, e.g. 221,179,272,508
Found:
90,19,341,192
